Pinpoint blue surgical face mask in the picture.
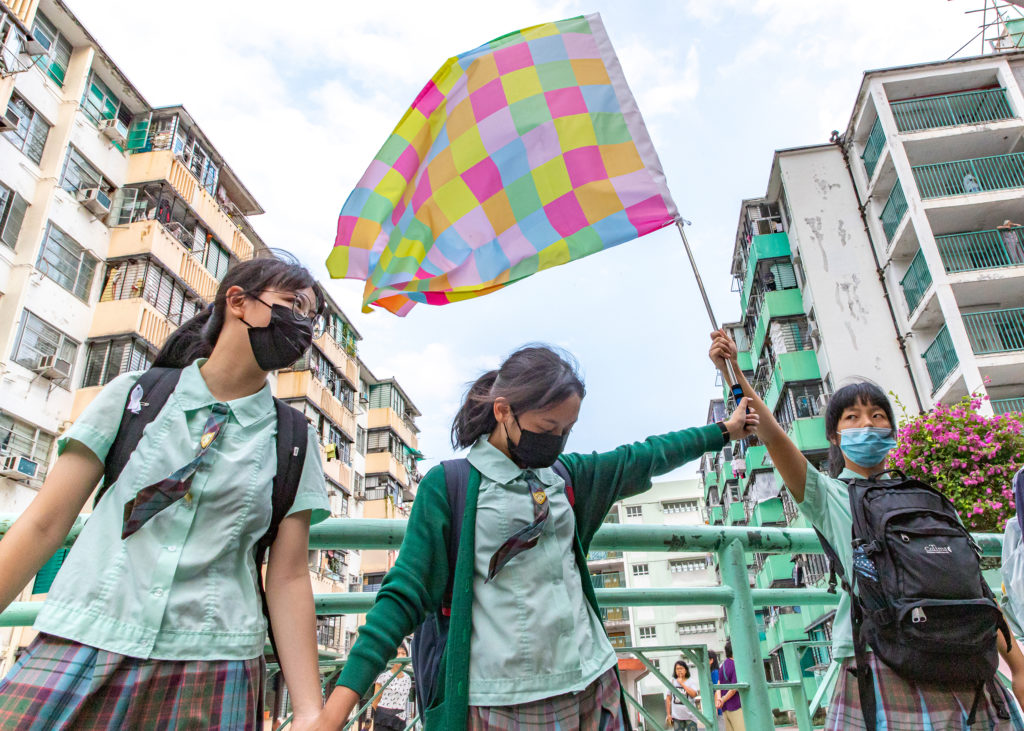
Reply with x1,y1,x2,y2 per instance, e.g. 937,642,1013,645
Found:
839,426,896,468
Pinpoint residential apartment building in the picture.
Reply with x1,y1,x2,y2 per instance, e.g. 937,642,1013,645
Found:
0,0,423,694
618,478,725,723
703,48,1024,721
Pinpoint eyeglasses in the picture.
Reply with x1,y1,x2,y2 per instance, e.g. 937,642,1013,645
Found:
255,290,326,338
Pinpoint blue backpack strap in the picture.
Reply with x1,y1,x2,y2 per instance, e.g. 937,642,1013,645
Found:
98,367,183,506
440,459,471,611
552,460,574,506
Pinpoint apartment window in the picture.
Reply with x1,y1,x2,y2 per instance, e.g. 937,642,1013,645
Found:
0,183,29,250
369,382,412,420
31,12,72,87
81,70,130,129
663,499,699,514
669,558,707,573
631,563,649,577
624,505,642,518
328,486,349,518
100,259,202,325
0,413,55,481
203,238,230,279
356,426,367,455
774,382,826,431
60,147,111,197
678,620,717,636
638,626,657,641
326,312,358,355
37,224,97,300
368,428,405,463
4,93,50,164
288,399,353,462
81,337,153,388
316,615,344,650
353,472,365,495
11,310,79,376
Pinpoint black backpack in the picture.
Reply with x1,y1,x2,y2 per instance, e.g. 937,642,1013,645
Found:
96,366,308,661
816,469,1011,730
410,459,573,718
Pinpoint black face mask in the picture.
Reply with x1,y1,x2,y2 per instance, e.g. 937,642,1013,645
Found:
505,414,569,469
242,304,314,372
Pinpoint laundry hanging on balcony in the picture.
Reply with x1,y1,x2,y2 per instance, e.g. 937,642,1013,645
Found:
326,13,677,315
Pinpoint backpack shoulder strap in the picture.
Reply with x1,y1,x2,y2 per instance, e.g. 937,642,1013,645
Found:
255,398,308,662
98,367,183,505
552,460,574,506
440,459,471,613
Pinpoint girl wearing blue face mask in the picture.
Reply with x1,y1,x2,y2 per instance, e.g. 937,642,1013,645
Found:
709,330,1024,730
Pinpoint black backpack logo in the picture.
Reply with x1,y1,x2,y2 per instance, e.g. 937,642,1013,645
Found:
816,469,1011,730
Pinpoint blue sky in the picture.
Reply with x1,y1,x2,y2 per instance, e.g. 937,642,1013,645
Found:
72,0,993,476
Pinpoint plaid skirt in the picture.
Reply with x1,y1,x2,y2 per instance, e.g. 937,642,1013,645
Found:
825,654,1024,730
0,633,263,730
467,667,623,730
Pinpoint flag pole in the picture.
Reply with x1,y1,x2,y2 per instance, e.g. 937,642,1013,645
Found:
674,219,746,410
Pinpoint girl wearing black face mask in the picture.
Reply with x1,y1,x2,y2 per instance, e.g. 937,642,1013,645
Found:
322,345,758,731
0,254,331,731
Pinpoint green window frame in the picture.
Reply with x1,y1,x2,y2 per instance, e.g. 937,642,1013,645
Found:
202,238,230,279
37,223,97,301
31,12,72,87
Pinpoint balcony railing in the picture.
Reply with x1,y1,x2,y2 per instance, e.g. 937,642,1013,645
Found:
601,607,629,622
891,88,1015,133
880,179,908,242
913,153,1024,199
936,227,1024,273
590,571,624,589
923,326,959,392
899,248,933,314
963,307,1024,355
861,116,886,178
993,398,1024,415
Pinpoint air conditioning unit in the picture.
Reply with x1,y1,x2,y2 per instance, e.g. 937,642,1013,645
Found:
76,187,112,216
34,354,72,380
20,34,48,57
0,107,21,133
98,117,128,146
1,454,39,481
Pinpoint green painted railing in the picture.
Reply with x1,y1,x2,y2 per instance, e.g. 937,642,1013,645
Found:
993,397,1024,415
891,88,1015,133
923,326,959,392
861,116,886,178
963,307,1024,355
913,152,1024,198
880,179,908,242
937,226,1024,272
899,248,933,314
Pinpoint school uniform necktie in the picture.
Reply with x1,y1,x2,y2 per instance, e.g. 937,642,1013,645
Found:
486,473,550,582
121,402,229,539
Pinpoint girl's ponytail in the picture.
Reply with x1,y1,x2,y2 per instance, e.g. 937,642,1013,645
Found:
152,304,221,369
451,370,500,449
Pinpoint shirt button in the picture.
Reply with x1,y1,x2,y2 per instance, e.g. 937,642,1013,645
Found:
166,546,177,552
152,588,164,597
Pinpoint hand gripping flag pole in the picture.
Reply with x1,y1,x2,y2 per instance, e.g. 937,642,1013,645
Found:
674,218,746,410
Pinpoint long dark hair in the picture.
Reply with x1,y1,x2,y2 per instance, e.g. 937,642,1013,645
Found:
708,650,719,672
451,344,585,449
153,251,324,369
824,381,896,477
673,660,690,680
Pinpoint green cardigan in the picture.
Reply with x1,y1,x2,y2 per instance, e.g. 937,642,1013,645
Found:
336,424,724,729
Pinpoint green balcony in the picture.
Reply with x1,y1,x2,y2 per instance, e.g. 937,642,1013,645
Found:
891,88,1015,133
993,398,1024,415
756,553,794,589
753,497,785,528
861,116,886,178
726,500,747,526
708,505,724,525
900,248,933,315
741,232,792,309
737,349,754,373
787,417,828,452
751,289,805,359
937,227,1024,272
923,326,959,393
913,153,1024,199
963,307,1024,355
764,351,821,413
765,611,809,647
880,179,908,243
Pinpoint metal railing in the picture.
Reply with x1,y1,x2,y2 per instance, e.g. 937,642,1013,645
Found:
913,152,1024,198
891,88,1015,132
899,248,933,314
861,116,886,178
0,517,1009,731
963,307,1024,355
880,179,908,242
993,397,1024,415
923,326,959,392
937,226,1024,272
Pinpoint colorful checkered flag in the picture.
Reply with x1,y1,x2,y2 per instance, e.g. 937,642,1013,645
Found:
326,13,677,315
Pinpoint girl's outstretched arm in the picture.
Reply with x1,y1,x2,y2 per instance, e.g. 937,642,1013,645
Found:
709,329,810,502
0,441,101,613
266,510,323,727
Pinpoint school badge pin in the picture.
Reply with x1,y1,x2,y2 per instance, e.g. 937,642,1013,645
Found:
200,432,216,449
533,491,547,506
